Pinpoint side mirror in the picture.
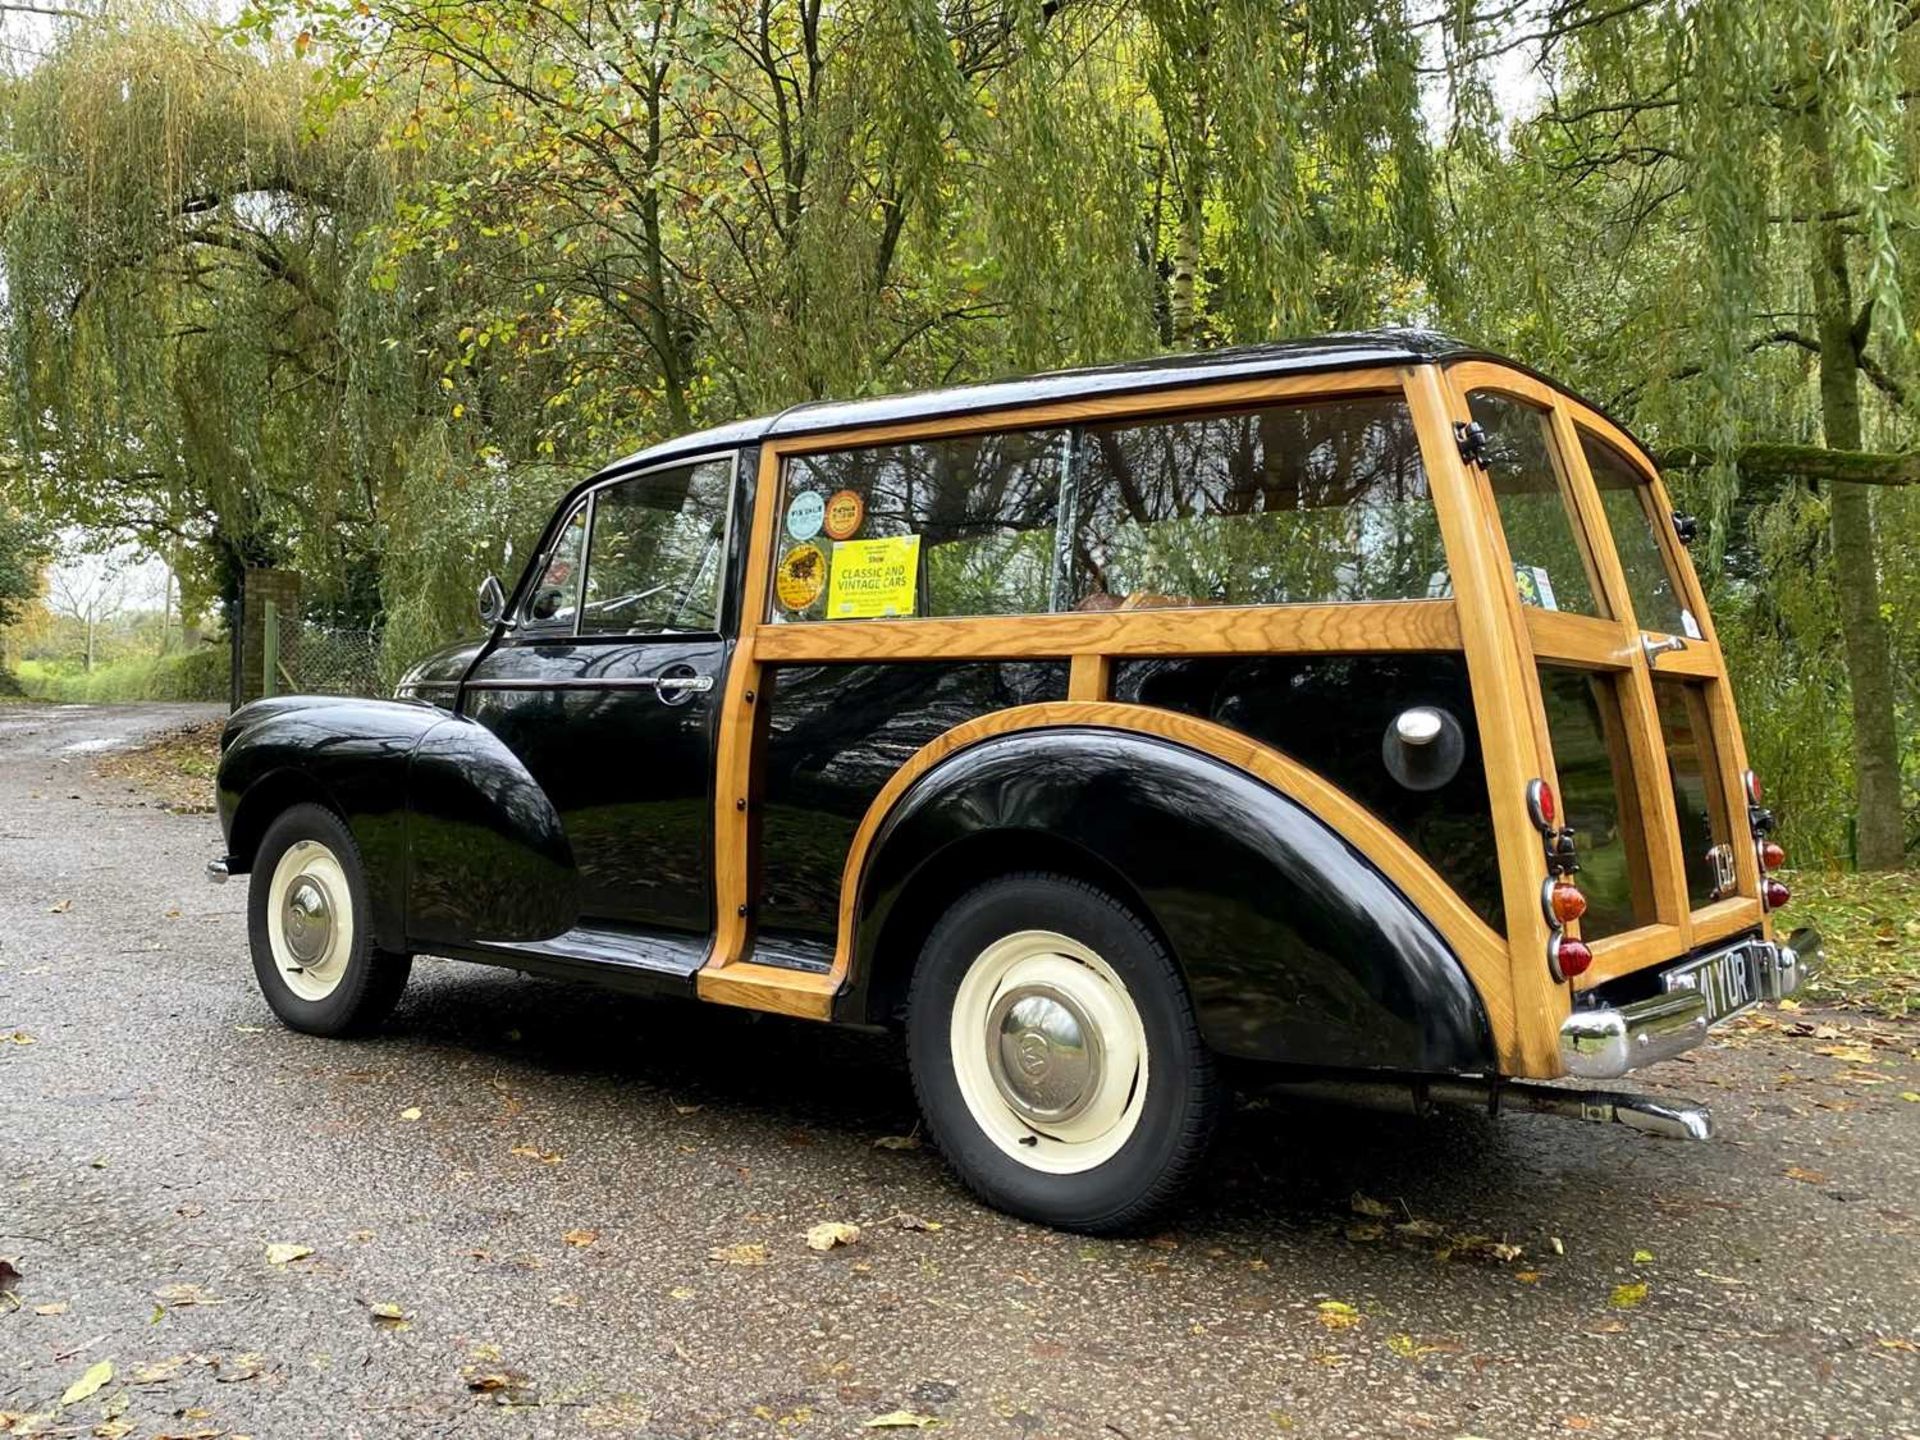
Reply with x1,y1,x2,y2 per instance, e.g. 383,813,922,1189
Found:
477,575,507,628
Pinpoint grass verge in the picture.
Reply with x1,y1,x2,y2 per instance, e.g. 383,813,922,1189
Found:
1789,868,1920,1019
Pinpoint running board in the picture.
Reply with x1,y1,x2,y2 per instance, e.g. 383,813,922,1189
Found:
1266,1075,1712,1141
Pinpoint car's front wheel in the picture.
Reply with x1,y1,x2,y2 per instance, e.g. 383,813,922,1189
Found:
248,803,410,1037
906,873,1222,1233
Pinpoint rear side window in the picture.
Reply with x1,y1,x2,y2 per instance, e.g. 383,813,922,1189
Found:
1536,665,1656,938
1581,433,1697,638
1070,395,1445,609
773,430,1067,621
1470,391,1606,618
1653,678,1735,906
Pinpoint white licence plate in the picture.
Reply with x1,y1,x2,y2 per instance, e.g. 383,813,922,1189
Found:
1662,943,1764,1024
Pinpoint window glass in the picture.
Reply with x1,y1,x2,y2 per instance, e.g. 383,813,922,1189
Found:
1654,679,1735,906
580,459,733,635
773,429,1067,622
1582,433,1695,637
1470,392,1605,618
522,504,587,630
1537,666,1655,938
1070,396,1446,610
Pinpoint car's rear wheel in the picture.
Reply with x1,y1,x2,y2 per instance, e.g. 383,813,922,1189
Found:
248,803,410,1037
906,873,1221,1233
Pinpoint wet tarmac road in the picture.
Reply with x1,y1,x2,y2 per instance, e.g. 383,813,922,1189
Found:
2,702,1916,1439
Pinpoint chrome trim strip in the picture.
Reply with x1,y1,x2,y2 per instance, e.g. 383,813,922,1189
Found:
462,676,669,692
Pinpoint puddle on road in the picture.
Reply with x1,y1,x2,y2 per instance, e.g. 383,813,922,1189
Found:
60,737,128,754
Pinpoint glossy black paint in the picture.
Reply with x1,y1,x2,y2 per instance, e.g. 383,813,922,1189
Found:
758,661,1070,937
395,638,485,707
217,697,578,950
847,727,1495,1072
1110,655,1505,931
460,635,728,932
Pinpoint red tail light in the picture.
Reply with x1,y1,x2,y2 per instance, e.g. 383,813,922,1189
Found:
1527,779,1556,831
1743,769,1763,805
1763,878,1791,910
1550,934,1593,981
1760,840,1786,871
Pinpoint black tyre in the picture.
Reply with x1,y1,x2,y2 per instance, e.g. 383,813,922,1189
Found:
905,872,1222,1233
247,803,411,1037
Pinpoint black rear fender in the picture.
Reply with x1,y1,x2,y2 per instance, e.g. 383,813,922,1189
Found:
216,697,578,950
844,727,1495,1074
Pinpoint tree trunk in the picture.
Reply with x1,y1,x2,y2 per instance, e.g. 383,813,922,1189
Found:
1808,121,1905,869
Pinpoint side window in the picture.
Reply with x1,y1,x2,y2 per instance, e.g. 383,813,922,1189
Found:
1581,432,1697,638
522,504,588,630
580,458,733,635
1536,665,1656,938
772,430,1067,622
1071,395,1446,609
1469,391,1606,618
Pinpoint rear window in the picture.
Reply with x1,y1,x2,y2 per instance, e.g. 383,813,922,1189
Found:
1070,396,1446,610
1469,391,1607,619
771,395,1448,621
1654,678,1735,907
1581,432,1697,638
1536,665,1656,939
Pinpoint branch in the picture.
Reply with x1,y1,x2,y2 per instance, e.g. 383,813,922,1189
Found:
1658,443,1920,487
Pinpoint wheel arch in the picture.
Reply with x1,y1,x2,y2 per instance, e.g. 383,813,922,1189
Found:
829,708,1502,1075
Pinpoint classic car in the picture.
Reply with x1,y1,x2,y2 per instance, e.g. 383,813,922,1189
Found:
212,330,1819,1232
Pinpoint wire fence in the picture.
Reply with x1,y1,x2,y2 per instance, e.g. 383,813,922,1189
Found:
264,607,385,699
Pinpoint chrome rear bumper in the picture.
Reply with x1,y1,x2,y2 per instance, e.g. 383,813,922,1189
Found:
1559,927,1822,1081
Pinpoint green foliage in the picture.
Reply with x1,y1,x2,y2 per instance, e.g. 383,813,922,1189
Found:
14,646,227,703
0,503,51,631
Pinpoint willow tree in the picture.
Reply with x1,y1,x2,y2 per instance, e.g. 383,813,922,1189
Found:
1442,0,1917,867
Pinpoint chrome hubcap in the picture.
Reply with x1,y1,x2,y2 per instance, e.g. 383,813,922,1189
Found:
282,875,334,965
987,984,1105,1125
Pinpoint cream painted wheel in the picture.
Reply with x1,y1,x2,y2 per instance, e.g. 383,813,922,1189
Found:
949,929,1150,1175
265,839,355,1003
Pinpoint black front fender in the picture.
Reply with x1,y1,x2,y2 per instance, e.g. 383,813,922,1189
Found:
216,696,578,949
853,728,1495,1074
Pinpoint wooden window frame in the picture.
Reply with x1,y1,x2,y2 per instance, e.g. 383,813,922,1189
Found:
694,358,1765,1080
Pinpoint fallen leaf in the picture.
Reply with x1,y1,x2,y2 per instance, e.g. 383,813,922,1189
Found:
1345,1221,1385,1242
1516,1270,1543,1284
805,1221,861,1252
34,1301,69,1316
368,1301,409,1330
1350,1193,1393,1218
1784,1166,1828,1185
1316,1300,1363,1330
214,1352,264,1383
130,1356,191,1384
864,1413,940,1430
888,1213,941,1233
398,1107,422,1122
548,1292,580,1308
6,1031,34,1046
668,1286,697,1300
265,1242,313,1265
1609,1281,1648,1309
562,1229,598,1248
1632,1249,1654,1264
509,1145,563,1165
1899,1092,1920,1103
463,1365,535,1398
48,898,71,914
709,1242,768,1267
152,1283,225,1308
0,1258,19,1292
60,1360,113,1406
1394,1218,1444,1241
872,1133,921,1152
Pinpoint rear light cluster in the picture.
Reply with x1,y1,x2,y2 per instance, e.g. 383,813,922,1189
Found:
1746,769,1790,911
1528,780,1591,981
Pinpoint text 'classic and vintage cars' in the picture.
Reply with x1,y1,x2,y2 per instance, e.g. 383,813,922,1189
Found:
211,330,1819,1232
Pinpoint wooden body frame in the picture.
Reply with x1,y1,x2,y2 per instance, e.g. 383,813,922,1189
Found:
693,360,1766,1079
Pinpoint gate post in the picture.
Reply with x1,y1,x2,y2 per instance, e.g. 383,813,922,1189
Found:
238,568,302,705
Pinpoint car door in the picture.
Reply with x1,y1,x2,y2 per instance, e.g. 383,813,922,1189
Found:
461,454,737,936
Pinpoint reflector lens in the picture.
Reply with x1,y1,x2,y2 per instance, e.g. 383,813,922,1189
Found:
1744,769,1763,805
1760,841,1786,871
1556,937,1594,979
1550,882,1588,924
1764,878,1791,910
1527,779,1556,830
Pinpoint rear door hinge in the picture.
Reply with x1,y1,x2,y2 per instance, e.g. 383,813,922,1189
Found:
1453,420,1489,469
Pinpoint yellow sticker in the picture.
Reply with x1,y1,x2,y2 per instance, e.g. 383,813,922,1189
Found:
823,489,865,541
776,542,827,612
828,535,921,619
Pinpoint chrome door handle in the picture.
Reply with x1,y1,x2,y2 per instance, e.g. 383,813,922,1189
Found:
1642,634,1688,663
654,669,714,707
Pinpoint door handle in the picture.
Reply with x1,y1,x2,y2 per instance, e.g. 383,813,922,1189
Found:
654,666,714,706
1642,634,1688,664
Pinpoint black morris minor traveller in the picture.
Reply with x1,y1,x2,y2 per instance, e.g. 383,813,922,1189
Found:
212,331,1820,1232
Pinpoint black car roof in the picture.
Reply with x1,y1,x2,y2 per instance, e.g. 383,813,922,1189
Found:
599,328,1483,477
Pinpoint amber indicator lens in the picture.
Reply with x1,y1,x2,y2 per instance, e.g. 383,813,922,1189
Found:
1550,882,1588,924
1760,841,1786,871
1763,878,1791,910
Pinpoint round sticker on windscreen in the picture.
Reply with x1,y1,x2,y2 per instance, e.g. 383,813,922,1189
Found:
823,489,865,541
786,491,825,542
776,543,827,612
